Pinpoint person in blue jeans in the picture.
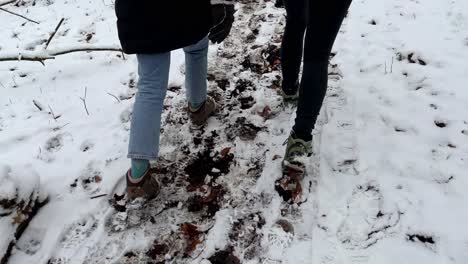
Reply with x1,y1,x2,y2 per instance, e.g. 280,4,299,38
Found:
115,0,235,200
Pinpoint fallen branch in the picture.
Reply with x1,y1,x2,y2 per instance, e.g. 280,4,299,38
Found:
45,18,64,49
0,7,39,24
0,45,122,64
52,46,123,56
0,0,16,7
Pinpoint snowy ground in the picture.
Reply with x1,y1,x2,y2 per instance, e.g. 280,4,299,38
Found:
1,0,468,263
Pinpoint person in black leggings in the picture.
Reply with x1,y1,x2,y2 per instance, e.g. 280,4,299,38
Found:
281,0,352,172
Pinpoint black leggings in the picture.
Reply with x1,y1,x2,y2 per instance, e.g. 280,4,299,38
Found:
281,0,352,139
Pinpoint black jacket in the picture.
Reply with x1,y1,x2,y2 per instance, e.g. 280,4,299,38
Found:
115,0,212,54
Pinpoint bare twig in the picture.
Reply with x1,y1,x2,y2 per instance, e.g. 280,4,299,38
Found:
48,104,58,121
32,99,43,111
0,0,16,7
52,47,122,56
106,92,121,103
52,122,70,131
0,46,123,64
45,18,65,49
390,56,394,73
79,87,90,115
90,194,107,199
0,7,39,24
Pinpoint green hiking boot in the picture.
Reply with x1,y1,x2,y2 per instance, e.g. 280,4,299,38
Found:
280,82,299,102
280,89,299,102
282,134,312,177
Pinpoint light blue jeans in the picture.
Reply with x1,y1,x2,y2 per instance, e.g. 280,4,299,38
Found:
128,36,209,160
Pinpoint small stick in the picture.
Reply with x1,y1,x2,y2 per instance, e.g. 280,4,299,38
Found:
32,99,43,111
79,87,90,115
52,122,70,131
107,92,121,103
45,18,64,49
48,104,58,121
390,56,394,73
0,7,39,24
90,194,107,199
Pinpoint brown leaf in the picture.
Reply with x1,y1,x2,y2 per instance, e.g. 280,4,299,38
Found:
272,154,281,160
12,212,25,225
258,105,272,119
291,181,303,202
187,237,201,254
180,223,201,254
202,187,222,203
220,147,231,157
180,223,200,237
94,175,102,183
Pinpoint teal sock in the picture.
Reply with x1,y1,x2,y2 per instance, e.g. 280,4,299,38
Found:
131,159,149,179
189,101,204,112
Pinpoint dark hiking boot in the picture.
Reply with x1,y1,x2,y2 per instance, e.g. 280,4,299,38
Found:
126,168,160,200
188,96,217,127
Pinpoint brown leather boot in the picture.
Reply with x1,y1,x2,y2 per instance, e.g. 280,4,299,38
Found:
188,96,217,127
126,168,160,200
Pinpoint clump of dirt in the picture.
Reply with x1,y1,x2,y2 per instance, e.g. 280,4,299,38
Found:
241,55,263,73
231,79,255,98
434,120,447,128
275,172,303,203
275,219,294,234
215,78,230,91
180,223,202,255
187,186,226,216
0,197,17,211
239,95,255,109
396,52,427,66
226,117,262,141
407,234,435,244
146,241,169,259
184,149,234,190
168,85,181,92
229,212,265,247
241,44,281,74
407,52,427,66
208,247,240,264
270,75,281,89
262,44,281,72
